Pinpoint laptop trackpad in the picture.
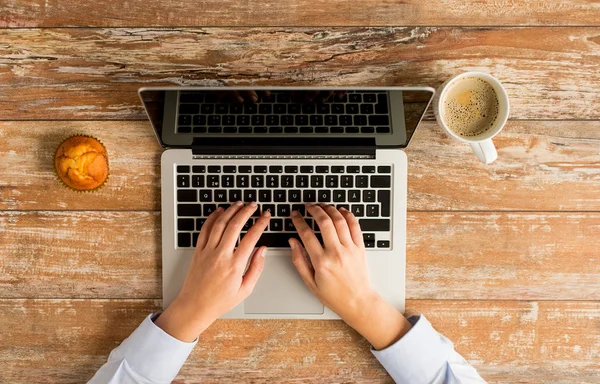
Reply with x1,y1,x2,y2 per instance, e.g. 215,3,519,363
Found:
245,253,324,314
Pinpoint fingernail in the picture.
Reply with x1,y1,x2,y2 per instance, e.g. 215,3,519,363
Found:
291,210,299,217
237,96,245,103
261,247,267,257
236,200,243,206
339,207,347,212
216,207,224,212
288,239,295,249
263,210,271,217
250,201,257,207
251,95,258,102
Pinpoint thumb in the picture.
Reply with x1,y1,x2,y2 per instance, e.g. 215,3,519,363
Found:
289,238,317,293
240,246,267,296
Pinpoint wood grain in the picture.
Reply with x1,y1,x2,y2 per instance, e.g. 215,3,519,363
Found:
1,27,600,120
2,1,600,28
2,211,599,300
1,120,599,212
0,299,598,383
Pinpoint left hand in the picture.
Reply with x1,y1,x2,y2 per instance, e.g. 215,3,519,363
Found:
155,201,271,341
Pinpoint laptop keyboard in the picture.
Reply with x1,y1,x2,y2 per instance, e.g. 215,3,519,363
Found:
176,91,391,135
175,164,392,250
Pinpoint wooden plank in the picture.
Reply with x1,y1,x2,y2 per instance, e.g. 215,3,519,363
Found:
1,27,600,120
2,1,600,28
0,299,598,383
1,120,599,211
2,211,599,300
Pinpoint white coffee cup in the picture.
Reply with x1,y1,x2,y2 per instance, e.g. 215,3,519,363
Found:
433,72,510,164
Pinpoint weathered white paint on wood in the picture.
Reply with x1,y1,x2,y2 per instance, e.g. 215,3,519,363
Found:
1,28,600,119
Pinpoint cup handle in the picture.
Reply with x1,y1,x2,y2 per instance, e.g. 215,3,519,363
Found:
470,139,498,164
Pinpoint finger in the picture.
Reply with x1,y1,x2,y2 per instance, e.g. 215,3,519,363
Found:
319,204,354,246
240,246,267,296
340,208,365,248
289,238,317,293
243,90,258,103
230,91,245,103
316,91,334,102
291,210,324,256
306,204,339,249
195,207,224,249
218,202,258,249
206,201,245,249
236,210,271,257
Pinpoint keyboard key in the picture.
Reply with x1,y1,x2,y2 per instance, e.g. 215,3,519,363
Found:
208,166,221,173
196,218,206,230
360,104,374,114
254,166,267,173
177,190,197,202
346,126,359,133
367,204,379,217
325,115,338,125
277,204,291,217
223,127,237,133
201,104,214,114
277,93,290,103
180,93,203,103
302,104,316,114
239,126,252,133
333,190,346,202
340,115,352,125
222,175,234,188
363,94,377,103
229,190,242,201
214,190,227,202
362,166,376,173
356,175,368,188
281,175,294,188
192,175,204,188
377,240,390,248
242,218,254,231
269,166,283,174
346,104,359,114
191,231,199,246
178,115,192,125
354,115,367,125
303,190,316,202
281,115,294,125
369,115,389,126
365,240,375,248
337,204,350,211
259,104,272,114
266,175,279,188
178,232,191,248
252,204,261,217
292,204,305,215
331,166,344,173
236,175,249,188
341,175,353,188
274,104,286,114
216,104,228,114
192,165,205,173
361,127,375,133
178,218,195,231
289,190,301,202
230,104,244,114
261,93,276,103
376,94,389,113
208,127,222,133
288,104,301,114
237,115,250,125
311,176,324,188
252,115,265,125
178,126,192,133
259,190,272,202
255,127,268,134
295,115,309,125
376,126,391,133
249,233,300,247
300,127,313,133
363,190,376,202
177,165,190,173
204,204,217,216
371,176,391,188
274,190,286,202
347,166,360,173
359,219,390,231
332,104,344,114
270,219,284,231
193,126,207,133
351,205,365,217
218,203,230,210
263,204,276,215
300,166,313,174
284,126,298,133
348,190,361,202
317,104,330,114
316,166,329,174
207,175,219,187
239,166,252,173
222,115,235,126
244,190,257,202
349,93,362,102
296,175,309,188
252,175,264,188
318,190,331,202
326,175,338,188
208,116,221,126
178,204,201,217
177,175,190,188
199,190,212,202
310,115,323,126
378,190,391,217
330,126,344,133
223,166,236,173
378,166,392,173
363,233,375,241
244,104,257,114
315,126,328,133
267,119,280,129
285,219,295,231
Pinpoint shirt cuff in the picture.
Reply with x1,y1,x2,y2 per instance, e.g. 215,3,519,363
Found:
371,315,453,384
110,313,198,383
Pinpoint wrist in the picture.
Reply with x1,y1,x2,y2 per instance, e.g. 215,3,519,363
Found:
154,297,217,342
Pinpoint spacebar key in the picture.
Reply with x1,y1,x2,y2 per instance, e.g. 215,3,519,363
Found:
242,233,299,247
359,219,390,231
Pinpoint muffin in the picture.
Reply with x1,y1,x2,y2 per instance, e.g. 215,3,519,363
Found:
54,135,109,191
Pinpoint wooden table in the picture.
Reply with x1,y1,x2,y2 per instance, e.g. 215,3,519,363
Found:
1,2,599,383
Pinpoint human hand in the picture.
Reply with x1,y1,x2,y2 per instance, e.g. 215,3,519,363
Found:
289,204,411,350
155,202,271,342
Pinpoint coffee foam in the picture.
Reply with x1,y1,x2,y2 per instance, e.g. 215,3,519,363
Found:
442,77,499,138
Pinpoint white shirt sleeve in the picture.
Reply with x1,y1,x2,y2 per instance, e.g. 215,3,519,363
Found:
88,314,197,384
371,315,486,384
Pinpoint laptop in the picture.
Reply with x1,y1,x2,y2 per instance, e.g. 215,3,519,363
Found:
139,87,434,319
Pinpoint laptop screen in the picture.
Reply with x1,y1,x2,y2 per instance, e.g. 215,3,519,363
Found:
139,88,434,149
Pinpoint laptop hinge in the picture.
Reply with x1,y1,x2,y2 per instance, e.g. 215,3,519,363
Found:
191,137,376,157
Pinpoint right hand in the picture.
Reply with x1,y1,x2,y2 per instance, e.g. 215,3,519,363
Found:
289,204,412,350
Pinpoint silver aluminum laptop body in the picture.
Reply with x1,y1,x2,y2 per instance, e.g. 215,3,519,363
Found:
139,86,434,319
